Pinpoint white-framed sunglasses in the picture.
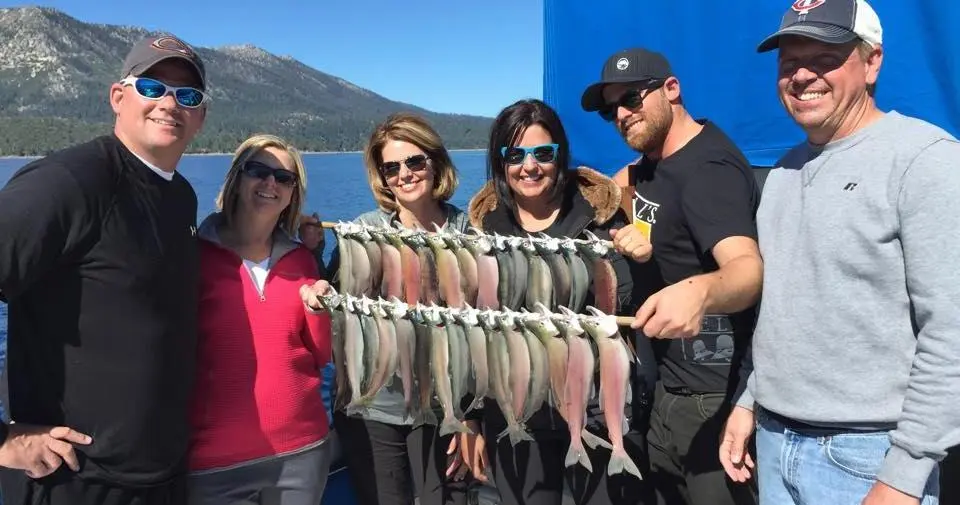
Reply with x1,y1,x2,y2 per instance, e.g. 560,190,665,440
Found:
119,76,208,109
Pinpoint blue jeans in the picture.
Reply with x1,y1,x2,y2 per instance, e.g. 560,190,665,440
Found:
755,408,939,505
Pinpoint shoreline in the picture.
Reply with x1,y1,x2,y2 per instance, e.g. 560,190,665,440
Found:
0,148,485,160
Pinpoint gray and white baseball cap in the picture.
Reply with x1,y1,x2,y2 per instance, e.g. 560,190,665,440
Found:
757,0,882,53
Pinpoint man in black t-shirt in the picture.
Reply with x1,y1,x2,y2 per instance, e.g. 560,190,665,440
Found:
0,34,207,505
581,48,762,505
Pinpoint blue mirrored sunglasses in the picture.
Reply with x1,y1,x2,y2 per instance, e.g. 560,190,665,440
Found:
500,143,559,165
120,76,207,109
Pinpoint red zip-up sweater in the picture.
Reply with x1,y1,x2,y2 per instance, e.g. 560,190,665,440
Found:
189,214,332,471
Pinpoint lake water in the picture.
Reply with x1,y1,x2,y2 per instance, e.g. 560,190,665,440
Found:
0,150,492,421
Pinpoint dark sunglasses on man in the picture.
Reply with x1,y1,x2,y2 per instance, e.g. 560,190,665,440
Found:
242,161,299,187
598,79,666,122
380,154,430,180
120,76,208,109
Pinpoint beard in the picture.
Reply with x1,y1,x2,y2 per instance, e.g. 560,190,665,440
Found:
619,101,672,154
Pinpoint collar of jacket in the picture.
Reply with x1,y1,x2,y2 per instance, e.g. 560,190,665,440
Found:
197,212,302,268
466,166,622,231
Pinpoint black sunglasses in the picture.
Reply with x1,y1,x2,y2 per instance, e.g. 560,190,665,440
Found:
242,161,298,187
380,154,429,179
599,79,666,122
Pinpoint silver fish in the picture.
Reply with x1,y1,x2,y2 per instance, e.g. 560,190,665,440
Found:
481,310,532,446
582,306,643,480
341,296,365,411
383,297,417,419
424,305,469,436
553,306,607,472
560,237,590,314
348,300,399,413
455,305,489,414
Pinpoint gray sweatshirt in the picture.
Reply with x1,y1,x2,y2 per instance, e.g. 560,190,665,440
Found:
329,203,470,426
736,111,960,497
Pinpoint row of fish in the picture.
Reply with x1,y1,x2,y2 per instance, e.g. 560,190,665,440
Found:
332,222,619,315
320,291,643,480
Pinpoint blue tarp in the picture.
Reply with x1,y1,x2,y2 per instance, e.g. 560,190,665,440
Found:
543,0,960,172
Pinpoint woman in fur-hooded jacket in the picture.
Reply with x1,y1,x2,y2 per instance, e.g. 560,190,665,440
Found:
462,99,654,505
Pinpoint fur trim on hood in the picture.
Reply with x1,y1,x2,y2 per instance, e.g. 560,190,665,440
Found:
467,167,622,229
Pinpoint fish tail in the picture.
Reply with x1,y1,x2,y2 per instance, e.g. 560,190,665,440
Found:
507,425,534,447
438,416,469,437
564,442,593,473
607,448,643,480
581,428,613,450
416,408,439,427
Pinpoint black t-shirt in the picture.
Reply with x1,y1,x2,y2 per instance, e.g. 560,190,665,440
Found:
0,135,200,485
628,120,759,394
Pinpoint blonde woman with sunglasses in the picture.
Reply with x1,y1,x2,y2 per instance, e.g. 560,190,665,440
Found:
187,134,333,505
325,112,480,505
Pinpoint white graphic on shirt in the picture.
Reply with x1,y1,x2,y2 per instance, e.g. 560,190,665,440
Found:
632,192,660,241
681,333,735,365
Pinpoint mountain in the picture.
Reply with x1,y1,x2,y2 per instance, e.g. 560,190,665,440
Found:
0,6,493,156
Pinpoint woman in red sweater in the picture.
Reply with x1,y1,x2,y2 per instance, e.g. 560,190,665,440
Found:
188,134,333,505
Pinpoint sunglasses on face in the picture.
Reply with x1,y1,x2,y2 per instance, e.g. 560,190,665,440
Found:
500,143,559,166
380,154,430,180
242,161,298,187
120,76,207,109
598,80,665,122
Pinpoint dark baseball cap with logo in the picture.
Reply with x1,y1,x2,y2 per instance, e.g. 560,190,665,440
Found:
581,48,673,112
757,0,883,53
120,34,207,90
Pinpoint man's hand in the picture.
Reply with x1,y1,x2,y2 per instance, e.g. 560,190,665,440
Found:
861,482,921,505
609,226,653,263
0,424,92,478
299,279,332,312
299,213,325,252
719,406,755,483
630,277,709,338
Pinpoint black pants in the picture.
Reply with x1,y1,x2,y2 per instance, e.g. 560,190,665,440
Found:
482,402,655,505
334,411,469,505
942,445,959,504
0,468,186,505
646,382,757,505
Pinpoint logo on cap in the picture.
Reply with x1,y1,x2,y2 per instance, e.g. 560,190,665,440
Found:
792,0,826,14
151,36,195,57
616,57,630,71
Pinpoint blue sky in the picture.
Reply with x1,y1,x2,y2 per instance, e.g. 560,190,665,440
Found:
7,0,543,117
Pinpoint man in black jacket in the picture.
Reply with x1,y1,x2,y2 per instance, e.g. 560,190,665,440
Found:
0,34,207,504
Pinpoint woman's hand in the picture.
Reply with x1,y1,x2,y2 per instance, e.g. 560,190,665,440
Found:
445,420,489,483
299,279,332,312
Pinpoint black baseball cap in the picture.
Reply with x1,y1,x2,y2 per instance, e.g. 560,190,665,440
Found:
757,0,883,53
581,48,673,112
120,34,207,90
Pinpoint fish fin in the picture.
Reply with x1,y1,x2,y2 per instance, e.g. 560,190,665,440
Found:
564,444,594,472
417,409,439,427
581,429,613,450
439,416,470,437
507,425,534,447
607,448,643,480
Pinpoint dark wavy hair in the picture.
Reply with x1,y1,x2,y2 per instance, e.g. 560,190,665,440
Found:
486,99,572,215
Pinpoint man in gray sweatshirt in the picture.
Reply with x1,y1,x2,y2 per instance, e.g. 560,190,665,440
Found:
718,1,960,504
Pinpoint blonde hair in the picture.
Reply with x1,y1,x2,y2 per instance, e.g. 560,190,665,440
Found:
363,112,459,213
215,134,307,235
